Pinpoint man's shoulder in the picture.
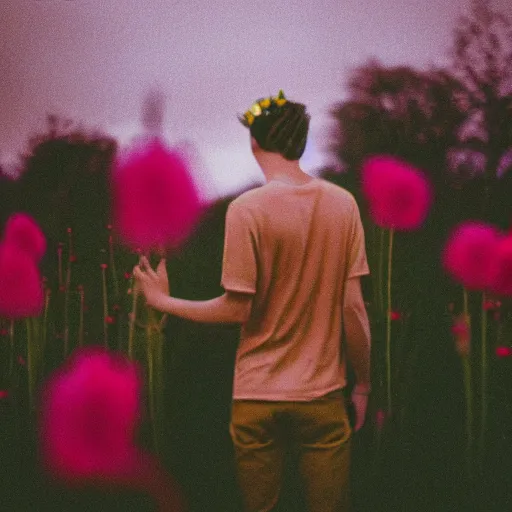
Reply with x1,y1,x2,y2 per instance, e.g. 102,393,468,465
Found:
318,179,357,204
228,178,358,214
228,183,274,213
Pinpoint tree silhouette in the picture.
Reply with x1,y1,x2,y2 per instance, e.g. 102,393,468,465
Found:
446,0,512,225
14,114,118,346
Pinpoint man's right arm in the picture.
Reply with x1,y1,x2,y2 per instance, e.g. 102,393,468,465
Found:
343,276,371,394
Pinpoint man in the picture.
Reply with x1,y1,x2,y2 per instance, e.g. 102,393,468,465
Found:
134,91,371,512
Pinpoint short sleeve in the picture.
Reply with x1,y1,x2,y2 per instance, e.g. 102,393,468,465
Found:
347,199,370,279
221,201,258,294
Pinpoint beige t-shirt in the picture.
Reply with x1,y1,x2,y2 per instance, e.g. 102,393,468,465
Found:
221,177,369,401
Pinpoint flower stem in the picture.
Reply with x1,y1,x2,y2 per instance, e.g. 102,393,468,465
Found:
479,291,488,468
461,288,473,478
78,288,84,347
462,355,473,478
9,319,14,379
57,244,63,288
142,252,163,454
63,254,72,358
26,318,34,411
386,228,394,416
42,288,50,373
146,308,161,455
101,266,109,347
378,227,385,316
128,278,138,360
108,234,120,300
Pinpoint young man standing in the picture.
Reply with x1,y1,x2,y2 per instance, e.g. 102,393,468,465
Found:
134,91,371,512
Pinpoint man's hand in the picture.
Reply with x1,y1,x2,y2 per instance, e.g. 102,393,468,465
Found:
350,390,369,432
133,257,170,312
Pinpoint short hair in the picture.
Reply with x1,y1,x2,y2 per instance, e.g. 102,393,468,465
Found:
249,101,310,161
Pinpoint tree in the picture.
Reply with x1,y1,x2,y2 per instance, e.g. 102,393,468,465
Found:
15,114,119,345
447,0,512,224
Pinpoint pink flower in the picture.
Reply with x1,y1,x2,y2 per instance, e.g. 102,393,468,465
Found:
495,346,512,358
451,315,470,357
442,222,503,290
489,235,512,296
375,409,386,431
0,390,8,399
40,347,142,482
390,310,402,321
361,155,433,230
483,300,499,311
0,243,44,319
111,139,203,253
2,213,46,262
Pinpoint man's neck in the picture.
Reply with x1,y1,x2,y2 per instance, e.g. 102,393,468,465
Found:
257,155,312,185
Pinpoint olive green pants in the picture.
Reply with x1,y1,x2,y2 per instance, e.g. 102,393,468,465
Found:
229,389,352,512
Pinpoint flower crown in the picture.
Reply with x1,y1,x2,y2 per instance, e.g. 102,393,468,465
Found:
238,89,288,127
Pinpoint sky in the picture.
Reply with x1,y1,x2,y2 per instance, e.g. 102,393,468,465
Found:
1,0,511,199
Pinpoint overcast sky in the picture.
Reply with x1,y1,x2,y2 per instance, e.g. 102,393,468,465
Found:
1,0,511,199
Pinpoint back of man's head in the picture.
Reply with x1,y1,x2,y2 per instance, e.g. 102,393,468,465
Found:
240,92,310,161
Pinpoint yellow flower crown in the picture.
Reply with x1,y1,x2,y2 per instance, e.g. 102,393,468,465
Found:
239,89,288,127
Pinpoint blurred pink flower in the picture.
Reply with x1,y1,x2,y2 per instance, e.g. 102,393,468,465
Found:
0,243,44,319
0,390,8,399
40,347,142,482
2,213,46,262
361,155,433,230
442,222,503,290
489,235,512,296
495,346,512,358
111,139,203,253
451,316,470,357
390,310,402,321
483,300,499,311
375,409,386,431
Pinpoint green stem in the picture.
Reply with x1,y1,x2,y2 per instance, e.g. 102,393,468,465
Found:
462,287,473,478
41,290,50,379
57,245,63,288
147,308,160,455
479,291,488,467
78,289,84,347
63,259,71,358
102,267,109,347
109,234,120,300
9,320,14,379
386,228,394,416
128,279,138,359
463,287,469,317
378,227,385,316
26,318,34,411
43,289,50,347
462,356,473,479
